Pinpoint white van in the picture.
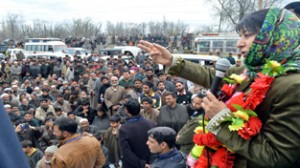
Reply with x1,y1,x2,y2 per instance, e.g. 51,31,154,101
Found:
24,41,69,60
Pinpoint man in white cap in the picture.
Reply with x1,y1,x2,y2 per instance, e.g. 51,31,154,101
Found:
35,145,58,168
78,118,99,136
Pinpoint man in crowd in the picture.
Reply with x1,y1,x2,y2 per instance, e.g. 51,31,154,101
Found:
53,94,72,114
158,92,189,133
21,140,44,168
156,81,168,106
74,100,96,124
52,117,106,167
19,97,36,114
119,70,134,87
157,72,176,93
35,98,55,123
146,127,186,168
142,68,159,90
77,118,99,136
36,145,58,168
104,76,127,116
127,78,143,99
119,99,155,168
140,97,159,125
177,93,206,154
175,81,192,105
139,82,161,110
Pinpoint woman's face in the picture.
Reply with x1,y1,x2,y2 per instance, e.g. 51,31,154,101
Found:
236,30,257,57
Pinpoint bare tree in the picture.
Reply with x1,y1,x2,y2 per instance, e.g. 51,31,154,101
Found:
208,0,283,31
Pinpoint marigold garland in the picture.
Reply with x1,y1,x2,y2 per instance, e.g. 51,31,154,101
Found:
187,60,284,168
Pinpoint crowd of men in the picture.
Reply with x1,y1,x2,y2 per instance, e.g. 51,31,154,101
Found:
0,50,213,168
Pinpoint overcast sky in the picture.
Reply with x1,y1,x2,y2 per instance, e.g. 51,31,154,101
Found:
0,0,296,31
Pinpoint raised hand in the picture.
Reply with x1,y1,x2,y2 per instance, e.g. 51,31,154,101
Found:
138,40,173,66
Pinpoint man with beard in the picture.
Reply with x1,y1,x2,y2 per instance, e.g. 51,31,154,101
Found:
142,68,159,91
127,78,143,99
98,76,111,110
155,81,168,106
77,118,99,136
53,94,72,113
157,92,189,133
36,145,58,168
175,81,192,105
176,93,205,154
104,76,127,116
157,72,176,93
35,99,55,123
52,117,106,167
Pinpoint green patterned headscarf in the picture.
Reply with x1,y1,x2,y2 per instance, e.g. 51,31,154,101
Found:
244,8,300,79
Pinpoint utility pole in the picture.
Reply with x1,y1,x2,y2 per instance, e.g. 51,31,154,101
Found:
258,0,263,10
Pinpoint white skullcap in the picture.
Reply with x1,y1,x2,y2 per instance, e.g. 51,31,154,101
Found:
79,118,88,123
4,104,11,108
1,93,9,98
45,145,58,154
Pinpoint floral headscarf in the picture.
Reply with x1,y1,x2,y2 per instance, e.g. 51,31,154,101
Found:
245,8,300,79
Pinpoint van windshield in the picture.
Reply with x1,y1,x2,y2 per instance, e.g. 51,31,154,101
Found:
53,45,67,52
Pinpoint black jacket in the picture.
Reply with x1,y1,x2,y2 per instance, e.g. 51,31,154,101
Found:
119,115,155,168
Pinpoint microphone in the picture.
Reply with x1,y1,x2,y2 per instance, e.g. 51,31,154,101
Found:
210,58,231,96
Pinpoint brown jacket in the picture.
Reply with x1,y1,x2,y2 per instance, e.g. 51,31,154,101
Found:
51,134,106,168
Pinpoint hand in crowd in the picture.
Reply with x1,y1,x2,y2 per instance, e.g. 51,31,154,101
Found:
145,164,151,168
202,91,228,119
15,124,21,133
112,105,120,110
138,40,173,66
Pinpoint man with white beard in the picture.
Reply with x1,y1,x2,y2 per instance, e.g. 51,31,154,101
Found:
104,76,127,116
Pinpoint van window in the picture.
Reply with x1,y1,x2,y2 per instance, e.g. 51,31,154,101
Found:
199,41,210,52
49,46,54,52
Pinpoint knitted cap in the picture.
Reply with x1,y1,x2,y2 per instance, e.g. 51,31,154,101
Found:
45,145,58,154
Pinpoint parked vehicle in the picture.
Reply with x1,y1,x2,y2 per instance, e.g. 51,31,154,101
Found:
99,46,142,58
66,48,91,58
24,39,69,60
6,48,25,61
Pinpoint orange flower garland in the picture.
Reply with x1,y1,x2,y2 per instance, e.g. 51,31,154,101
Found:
187,60,284,168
